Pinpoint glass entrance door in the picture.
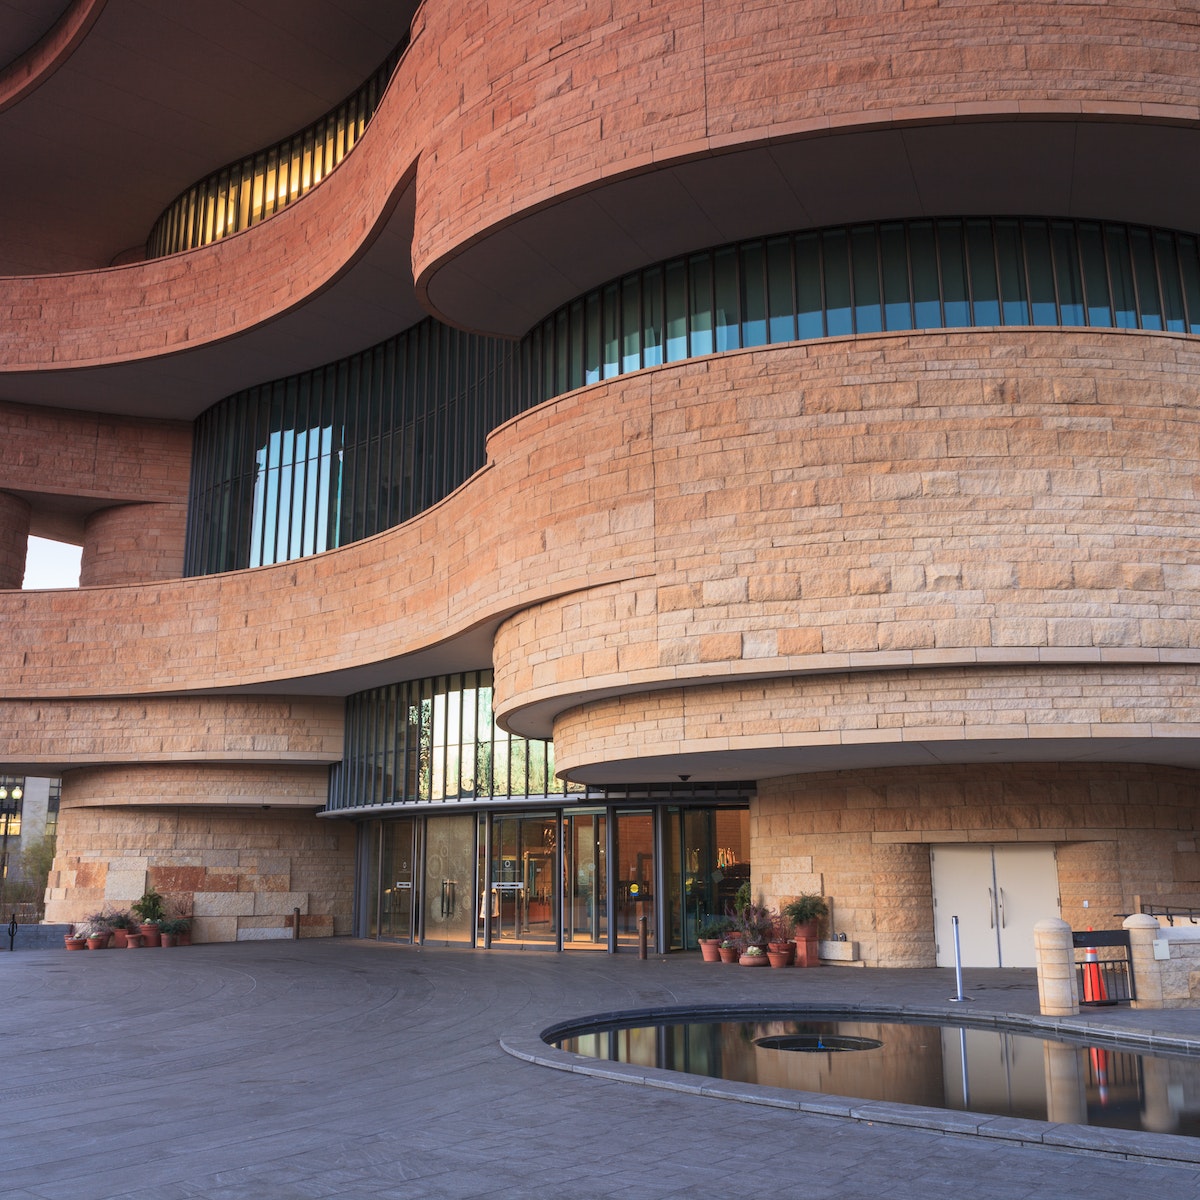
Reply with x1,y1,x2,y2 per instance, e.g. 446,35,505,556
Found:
614,810,655,950
378,817,418,940
563,811,607,949
483,813,559,947
422,813,476,944
666,807,750,949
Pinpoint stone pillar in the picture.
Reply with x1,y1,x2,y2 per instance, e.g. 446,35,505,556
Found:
80,501,187,585
1124,912,1164,1010
1034,917,1078,1016
0,491,32,589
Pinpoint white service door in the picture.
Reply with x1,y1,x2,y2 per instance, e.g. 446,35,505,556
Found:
931,844,1059,968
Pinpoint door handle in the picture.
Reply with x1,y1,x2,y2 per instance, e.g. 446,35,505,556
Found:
988,888,995,929
998,888,1006,929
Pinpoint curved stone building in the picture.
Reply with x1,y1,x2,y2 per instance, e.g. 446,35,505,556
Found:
2,0,1198,965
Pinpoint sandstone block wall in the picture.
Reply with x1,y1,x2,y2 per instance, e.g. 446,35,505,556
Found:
755,763,1200,967
46,767,354,941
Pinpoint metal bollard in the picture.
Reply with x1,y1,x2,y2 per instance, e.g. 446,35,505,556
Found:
637,915,648,960
293,907,301,940
7,912,15,951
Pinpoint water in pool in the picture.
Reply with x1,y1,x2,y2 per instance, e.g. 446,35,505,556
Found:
555,1015,1200,1137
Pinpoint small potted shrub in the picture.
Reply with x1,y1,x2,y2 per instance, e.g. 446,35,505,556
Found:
79,912,112,949
697,916,733,962
158,917,190,948
730,888,774,951
739,944,768,967
132,889,166,947
768,911,795,967
106,909,135,948
783,894,828,967
718,937,741,964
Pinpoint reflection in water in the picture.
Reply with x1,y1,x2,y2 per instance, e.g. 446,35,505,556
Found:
556,1018,1200,1137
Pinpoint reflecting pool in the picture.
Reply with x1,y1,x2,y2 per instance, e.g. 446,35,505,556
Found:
554,1015,1200,1137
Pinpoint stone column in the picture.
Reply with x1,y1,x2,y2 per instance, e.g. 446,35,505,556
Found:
1124,912,1164,1010
0,491,32,589
80,501,187,585
1034,917,1078,1016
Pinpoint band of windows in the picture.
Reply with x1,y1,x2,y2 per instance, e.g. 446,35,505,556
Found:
326,672,581,812
145,43,405,259
185,217,1200,577
519,217,1200,404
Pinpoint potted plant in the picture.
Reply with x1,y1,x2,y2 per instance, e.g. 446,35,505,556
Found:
730,886,774,951
106,909,135,948
697,916,733,962
717,937,741,964
64,928,87,951
739,944,768,967
132,888,166,947
158,917,190,947
77,911,114,949
783,894,828,967
767,911,795,967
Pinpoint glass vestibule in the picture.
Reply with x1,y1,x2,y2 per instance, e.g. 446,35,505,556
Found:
359,801,750,952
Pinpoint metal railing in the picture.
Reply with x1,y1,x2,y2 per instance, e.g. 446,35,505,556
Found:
1072,929,1136,1005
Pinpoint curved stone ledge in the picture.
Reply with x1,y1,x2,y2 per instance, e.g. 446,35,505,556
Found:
491,330,1200,736
6,1,1200,415
0,696,344,773
0,0,106,116
548,664,1200,783
4,331,1200,723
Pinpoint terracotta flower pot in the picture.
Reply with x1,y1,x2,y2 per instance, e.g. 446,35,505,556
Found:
111,929,128,948
64,936,86,951
124,932,142,947
718,945,740,963
85,934,109,950
768,940,796,965
138,923,161,947
740,952,769,966
698,939,722,963
160,933,177,947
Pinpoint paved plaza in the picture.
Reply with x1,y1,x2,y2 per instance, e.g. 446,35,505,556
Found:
3,939,1200,1199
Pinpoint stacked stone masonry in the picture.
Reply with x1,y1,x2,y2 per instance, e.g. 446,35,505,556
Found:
2,1,1200,955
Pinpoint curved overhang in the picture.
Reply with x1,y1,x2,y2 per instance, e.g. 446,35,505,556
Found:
0,178,424,419
0,0,103,117
419,113,1200,337
545,665,1200,784
0,0,418,274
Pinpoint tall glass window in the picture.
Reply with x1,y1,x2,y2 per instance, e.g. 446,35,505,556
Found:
326,670,585,812
185,320,519,576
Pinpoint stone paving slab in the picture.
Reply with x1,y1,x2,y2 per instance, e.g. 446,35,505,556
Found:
2,939,1199,1198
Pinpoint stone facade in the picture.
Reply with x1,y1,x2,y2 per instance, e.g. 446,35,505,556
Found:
46,766,353,941
755,764,1200,968
2,3,1200,956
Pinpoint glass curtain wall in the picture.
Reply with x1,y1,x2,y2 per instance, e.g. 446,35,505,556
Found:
185,321,520,576
146,43,406,257
326,670,579,813
519,217,1200,404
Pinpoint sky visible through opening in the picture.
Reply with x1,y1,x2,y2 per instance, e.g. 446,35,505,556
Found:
23,537,81,589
